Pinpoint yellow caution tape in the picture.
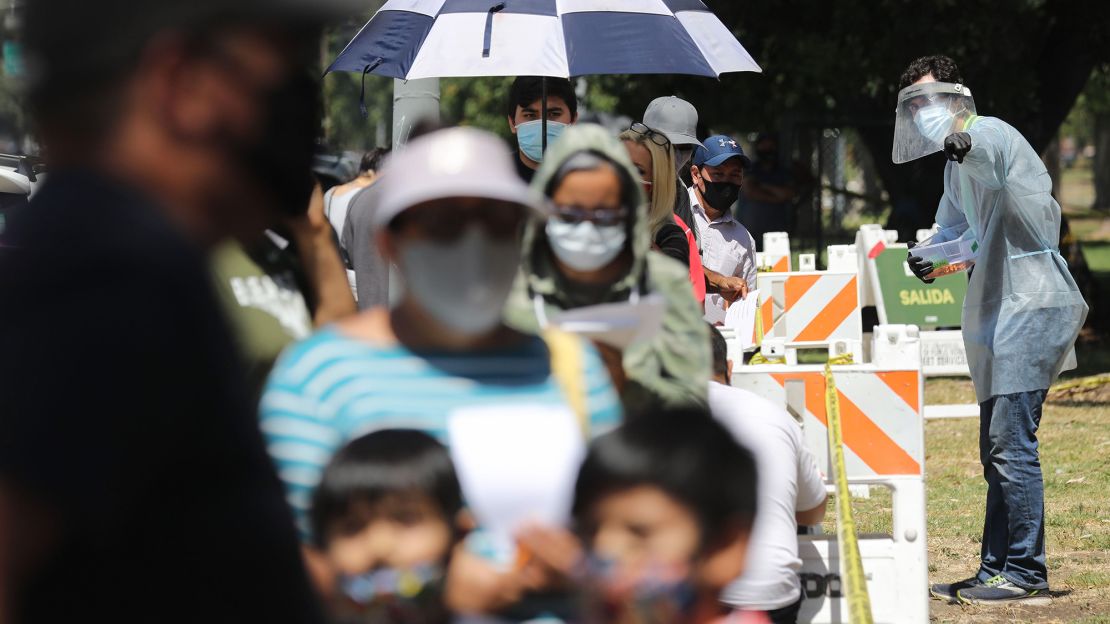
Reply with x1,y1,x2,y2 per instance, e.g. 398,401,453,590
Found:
754,296,766,344
1049,372,1110,393
824,363,874,624
748,352,785,365
748,297,783,365
827,353,855,366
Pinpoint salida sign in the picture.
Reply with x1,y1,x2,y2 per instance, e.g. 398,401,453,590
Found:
875,249,967,328
898,288,957,306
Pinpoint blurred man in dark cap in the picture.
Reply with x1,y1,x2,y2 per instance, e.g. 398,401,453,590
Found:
0,0,356,621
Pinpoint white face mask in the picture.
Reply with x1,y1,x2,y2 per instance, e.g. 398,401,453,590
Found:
399,226,521,335
545,218,627,272
914,103,955,144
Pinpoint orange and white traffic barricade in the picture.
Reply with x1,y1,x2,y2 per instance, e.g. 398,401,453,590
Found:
759,231,792,272
752,269,863,358
733,325,928,623
719,245,865,361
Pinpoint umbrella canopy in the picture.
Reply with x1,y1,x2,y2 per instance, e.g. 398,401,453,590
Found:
328,0,761,80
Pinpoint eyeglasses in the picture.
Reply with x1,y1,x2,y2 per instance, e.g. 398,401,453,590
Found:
550,204,629,227
629,122,671,148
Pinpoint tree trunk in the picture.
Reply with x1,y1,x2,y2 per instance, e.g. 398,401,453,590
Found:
856,133,882,212
1042,135,1061,201
1025,0,1106,154
1095,112,1110,211
855,124,946,242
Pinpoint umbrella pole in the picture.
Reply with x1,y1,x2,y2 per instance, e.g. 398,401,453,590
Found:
541,76,548,155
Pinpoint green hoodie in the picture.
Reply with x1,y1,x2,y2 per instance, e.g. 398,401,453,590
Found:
504,124,710,413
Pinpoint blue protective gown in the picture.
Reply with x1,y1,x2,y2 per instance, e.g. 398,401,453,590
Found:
931,116,1088,401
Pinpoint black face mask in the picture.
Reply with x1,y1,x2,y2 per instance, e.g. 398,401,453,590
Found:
699,178,741,211
232,70,321,217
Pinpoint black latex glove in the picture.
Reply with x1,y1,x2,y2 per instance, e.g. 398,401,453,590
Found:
906,241,935,284
944,132,972,163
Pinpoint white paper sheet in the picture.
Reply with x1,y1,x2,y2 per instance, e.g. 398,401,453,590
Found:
447,404,585,565
547,292,666,350
724,289,760,350
704,293,727,325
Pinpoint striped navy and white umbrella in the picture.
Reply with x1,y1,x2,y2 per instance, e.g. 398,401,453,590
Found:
327,0,761,79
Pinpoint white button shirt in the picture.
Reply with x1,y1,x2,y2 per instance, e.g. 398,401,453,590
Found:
689,187,757,321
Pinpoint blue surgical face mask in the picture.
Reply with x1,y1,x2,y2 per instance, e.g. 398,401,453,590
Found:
914,103,955,144
516,120,567,163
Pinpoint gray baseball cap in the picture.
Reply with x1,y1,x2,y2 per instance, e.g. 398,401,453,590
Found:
372,127,545,231
643,96,700,147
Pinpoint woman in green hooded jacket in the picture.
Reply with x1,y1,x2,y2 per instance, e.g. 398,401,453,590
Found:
504,124,710,412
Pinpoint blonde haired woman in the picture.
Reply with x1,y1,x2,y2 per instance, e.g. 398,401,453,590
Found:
620,123,705,304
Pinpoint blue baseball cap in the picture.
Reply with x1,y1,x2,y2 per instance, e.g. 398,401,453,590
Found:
693,135,751,168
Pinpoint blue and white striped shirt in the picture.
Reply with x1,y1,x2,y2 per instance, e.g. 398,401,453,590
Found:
260,327,622,535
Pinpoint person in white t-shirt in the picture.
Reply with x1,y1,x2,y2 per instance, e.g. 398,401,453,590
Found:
706,323,827,623
323,148,388,236
689,135,758,323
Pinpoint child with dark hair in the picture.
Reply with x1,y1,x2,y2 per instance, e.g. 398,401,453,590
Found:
311,429,466,624
572,408,760,624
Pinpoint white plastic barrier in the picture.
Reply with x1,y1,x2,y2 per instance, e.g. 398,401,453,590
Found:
854,224,900,315
826,245,858,273
920,329,971,377
762,231,792,272
734,325,928,623
797,477,927,624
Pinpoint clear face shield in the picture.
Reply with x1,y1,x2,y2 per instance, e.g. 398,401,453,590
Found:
892,82,977,164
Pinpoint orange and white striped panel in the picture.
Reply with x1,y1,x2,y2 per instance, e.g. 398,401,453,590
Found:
780,273,861,343
733,367,924,478
764,254,791,273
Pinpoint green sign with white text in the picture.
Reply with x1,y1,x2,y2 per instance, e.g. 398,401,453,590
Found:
875,248,966,328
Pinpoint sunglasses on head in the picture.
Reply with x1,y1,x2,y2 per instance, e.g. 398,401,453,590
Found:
629,122,671,149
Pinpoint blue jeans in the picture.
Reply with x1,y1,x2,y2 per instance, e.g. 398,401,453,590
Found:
976,390,1049,590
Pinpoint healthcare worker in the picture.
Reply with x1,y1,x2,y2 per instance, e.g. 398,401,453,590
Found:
894,55,1087,606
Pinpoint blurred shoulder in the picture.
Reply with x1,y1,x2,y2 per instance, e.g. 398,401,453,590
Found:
708,382,800,436
644,251,694,289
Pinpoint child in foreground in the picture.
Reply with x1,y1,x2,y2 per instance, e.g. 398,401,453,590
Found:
572,409,761,624
310,429,465,624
